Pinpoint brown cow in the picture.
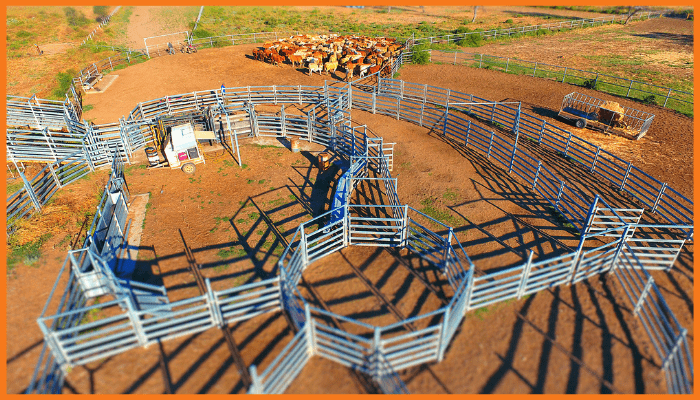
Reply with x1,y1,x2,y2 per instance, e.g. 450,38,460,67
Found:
269,52,284,66
287,54,304,68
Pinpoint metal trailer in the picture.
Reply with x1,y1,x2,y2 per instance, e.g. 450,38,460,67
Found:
160,123,206,174
558,92,655,140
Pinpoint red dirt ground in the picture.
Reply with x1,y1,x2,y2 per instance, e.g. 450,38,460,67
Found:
6,24,694,394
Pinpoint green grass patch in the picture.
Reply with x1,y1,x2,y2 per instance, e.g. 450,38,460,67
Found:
6,181,24,196
7,232,53,270
217,246,247,259
442,189,458,202
419,198,461,226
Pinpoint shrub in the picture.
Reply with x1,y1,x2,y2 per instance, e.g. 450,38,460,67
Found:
15,30,33,38
642,94,658,105
411,46,430,64
536,28,549,36
53,70,77,99
582,78,598,90
456,33,483,47
64,7,91,27
93,5,109,21
192,29,214,39
505,19,514,23
213,38,230,48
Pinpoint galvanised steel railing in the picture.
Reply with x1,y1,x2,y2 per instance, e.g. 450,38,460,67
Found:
24,78,692,394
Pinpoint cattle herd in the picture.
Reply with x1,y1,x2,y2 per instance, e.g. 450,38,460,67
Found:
252,34,405,80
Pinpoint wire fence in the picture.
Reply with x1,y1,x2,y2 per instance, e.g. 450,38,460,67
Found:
419,50,693,114
81,6,122,46
405,11,667,48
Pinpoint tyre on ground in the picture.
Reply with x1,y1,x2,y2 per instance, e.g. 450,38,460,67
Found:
181,162,196,174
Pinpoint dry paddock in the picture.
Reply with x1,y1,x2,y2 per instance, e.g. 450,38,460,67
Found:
6,40,693,394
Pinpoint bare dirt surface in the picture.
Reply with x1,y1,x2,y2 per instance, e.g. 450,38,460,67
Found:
475,18,694,84
126,6,194,48
6,32,694,394
82,42,693,199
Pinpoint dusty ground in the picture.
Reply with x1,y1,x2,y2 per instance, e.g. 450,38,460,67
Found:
475,18,694,88
6,17,694,395
126,6,196,48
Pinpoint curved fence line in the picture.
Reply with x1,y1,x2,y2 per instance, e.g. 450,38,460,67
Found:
371,78,693,231
22,82,692,394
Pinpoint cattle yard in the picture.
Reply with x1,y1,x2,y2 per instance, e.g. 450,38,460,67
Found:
6,6,694,395
252,34,404,80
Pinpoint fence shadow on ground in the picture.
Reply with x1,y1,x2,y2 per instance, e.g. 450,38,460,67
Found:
477,277,652,393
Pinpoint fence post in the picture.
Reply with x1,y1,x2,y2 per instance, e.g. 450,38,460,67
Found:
609,227,631,274
509,102,522,173
567,235,587,285
663,87,672,108
372,327,382,379
620,161,633,191
581,194,600,237
590,146,601,172
300,226,308,266
343,205,350,246
538,121,546,144
626,80,633,97
19,170,42,211
479,54,483,68
372,92,376,114
280,104,286,137
490,102,496,123
396,97,401,120
486,131,495,159
124,299,148,347
633,276,654,316
562,67,567,83
442,106,449,137
304,304,316,355
533,62,537,77
532,162,542,190
465,120,471,147
555,179,565,211
205,278,223,326
402,205,409,247
516,251,535,299
505,58,509,73
437,307,450,362
48,163,62,189
651,182,667,213
563,131,573,158
249,365,262,394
